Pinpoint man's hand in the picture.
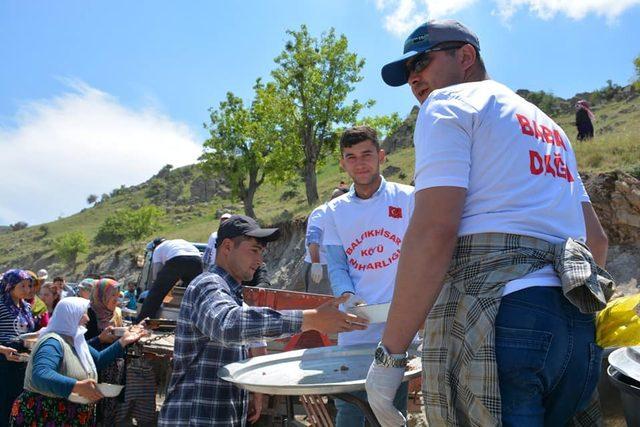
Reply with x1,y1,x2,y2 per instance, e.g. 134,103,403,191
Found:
248,392,266,424
98,326,118,344
310,263,323,284
72,378,104,402
365,362,406,427
301,294,369,334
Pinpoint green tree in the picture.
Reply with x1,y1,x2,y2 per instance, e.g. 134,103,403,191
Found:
635,54,640,90
54,231,88,268
201,80,288,217
87,194,98,205
271,25,373,205
357,113,403,141
94,206,164,246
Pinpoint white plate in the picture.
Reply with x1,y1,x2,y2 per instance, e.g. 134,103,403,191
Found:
19,332,39,350
97,383,124,397
346,303,391,324
609,346,640,382
68,393,91,404
112,327,128,337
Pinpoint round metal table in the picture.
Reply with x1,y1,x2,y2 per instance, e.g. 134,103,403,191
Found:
219,343,421,426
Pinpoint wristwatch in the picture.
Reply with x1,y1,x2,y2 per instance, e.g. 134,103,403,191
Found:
374,342,408,368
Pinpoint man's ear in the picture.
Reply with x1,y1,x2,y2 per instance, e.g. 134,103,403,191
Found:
459,44,477,73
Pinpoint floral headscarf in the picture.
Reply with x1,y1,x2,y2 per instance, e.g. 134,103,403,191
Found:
90,278,120,330
576,99,595,121
1,269,36,333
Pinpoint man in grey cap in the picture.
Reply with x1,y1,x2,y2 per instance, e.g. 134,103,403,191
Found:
365,20,610,426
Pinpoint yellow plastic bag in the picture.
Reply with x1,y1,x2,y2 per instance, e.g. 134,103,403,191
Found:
596,293,640,348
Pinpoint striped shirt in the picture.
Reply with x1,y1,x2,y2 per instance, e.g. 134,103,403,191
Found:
0,296,34,346
158,265,303,427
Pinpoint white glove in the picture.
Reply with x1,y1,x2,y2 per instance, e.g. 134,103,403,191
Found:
365,361,406,427
310,263,323,284
342,292,366,309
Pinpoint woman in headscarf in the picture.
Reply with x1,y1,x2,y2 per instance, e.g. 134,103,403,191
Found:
86,279,127,426
9,297,147,426
25,271,49,329
0,269,35,427
575,99,595,141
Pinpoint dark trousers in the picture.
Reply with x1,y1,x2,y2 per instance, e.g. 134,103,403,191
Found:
137,255,202,321
0,358,26,427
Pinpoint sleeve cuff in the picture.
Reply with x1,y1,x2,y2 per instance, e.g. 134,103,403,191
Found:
279,310,304,335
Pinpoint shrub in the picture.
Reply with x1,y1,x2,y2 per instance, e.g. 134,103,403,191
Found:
94,206,164,246
54,231,88,266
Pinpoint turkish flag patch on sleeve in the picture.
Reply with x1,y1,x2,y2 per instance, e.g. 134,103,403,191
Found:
388,206,402,219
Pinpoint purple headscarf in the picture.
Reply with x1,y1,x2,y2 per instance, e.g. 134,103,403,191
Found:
1,269,36,334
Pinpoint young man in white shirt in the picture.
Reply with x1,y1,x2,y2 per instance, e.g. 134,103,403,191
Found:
203,212,233,271
365,20,610,427
323,125,414,427
137,238,203,320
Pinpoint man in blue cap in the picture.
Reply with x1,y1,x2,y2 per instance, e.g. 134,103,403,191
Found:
365,19,610,426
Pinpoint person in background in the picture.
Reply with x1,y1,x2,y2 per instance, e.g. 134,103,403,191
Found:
53,276,75,299
36,269,48,283
575,99,595,141
136,239,203,321
123,282,138,311
85,278,126,426
25,271,49,329
203,212,233,271
9,297,147,427
303,188,346,293
0,270,35,427
39,282,60,317
77,278,95,300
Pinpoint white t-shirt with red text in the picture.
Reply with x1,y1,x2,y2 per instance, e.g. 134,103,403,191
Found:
324,177,414,345
413,80,589,295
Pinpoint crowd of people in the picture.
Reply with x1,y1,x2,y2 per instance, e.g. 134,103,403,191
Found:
0,269,148,427
0,18,615,427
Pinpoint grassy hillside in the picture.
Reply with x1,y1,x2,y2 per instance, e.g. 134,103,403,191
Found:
1,86,638,276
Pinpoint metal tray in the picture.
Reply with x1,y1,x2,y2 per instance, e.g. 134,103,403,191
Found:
609,346,640,382
219,343,421,395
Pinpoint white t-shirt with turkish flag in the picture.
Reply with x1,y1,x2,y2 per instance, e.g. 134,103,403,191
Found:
323,177,414,345
414,80,589,295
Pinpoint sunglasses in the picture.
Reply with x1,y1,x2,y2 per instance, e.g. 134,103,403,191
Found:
405,44,466,75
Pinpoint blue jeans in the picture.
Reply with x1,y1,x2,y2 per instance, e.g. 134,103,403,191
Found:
495,287,602,426
335,382,408,427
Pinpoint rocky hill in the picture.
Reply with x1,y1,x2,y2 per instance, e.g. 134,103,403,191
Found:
1,83,639,294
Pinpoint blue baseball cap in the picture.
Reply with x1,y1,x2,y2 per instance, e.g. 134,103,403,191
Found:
381,19,480,87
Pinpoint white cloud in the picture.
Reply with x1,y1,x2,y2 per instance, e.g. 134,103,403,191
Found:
376,0,640,36
376,0,478,36
494,0,640,22
0,80,202,225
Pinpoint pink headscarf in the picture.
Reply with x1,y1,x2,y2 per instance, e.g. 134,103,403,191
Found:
89,278,120,330
576,100,595,121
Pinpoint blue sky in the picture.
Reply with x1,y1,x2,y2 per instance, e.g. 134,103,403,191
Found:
1,0,640,225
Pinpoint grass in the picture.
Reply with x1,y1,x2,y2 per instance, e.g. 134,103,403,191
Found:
1,92,637,276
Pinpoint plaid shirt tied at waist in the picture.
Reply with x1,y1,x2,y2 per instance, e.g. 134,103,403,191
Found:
422,233,615,427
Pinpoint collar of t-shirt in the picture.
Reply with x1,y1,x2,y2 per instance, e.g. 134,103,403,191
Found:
347,175,387,202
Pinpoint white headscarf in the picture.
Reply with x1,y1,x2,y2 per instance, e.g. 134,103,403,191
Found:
40,297,97,375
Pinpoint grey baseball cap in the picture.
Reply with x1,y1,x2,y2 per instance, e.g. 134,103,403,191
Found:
381,19,480,87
